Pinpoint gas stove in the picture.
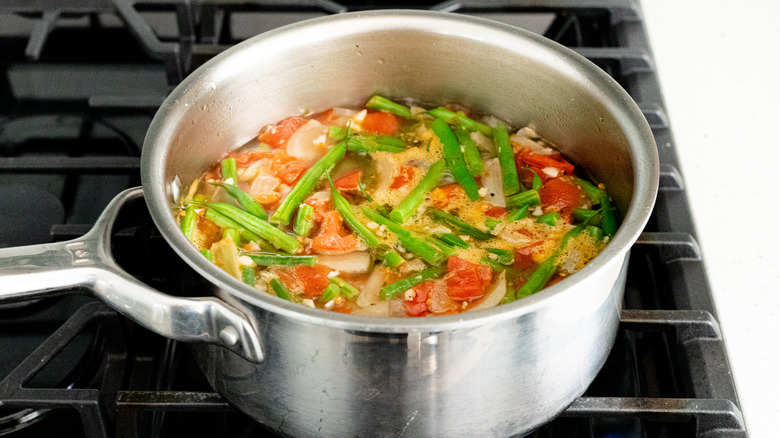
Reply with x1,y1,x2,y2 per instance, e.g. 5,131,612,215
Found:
0,1,746,437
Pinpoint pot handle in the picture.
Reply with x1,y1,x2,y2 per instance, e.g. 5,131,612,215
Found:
0,187,263,363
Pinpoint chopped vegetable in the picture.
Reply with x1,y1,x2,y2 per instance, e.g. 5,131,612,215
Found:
455,128,484,175
433,118,481,201
389,159,446,223
270,140,347,226
506,189,541,209
366,95,412,119
429,209,493,241
241,267,256,286
211,182,268,220
194,201,301,254
363,207,446,265
221,157,238,183
180,204,198,242
380,265,446,300
427,107,493,136
245,252,318,267
493,124,521,196
270,278,295,302
293,204,315,237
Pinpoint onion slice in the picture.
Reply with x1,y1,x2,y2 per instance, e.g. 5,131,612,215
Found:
482,158,506,207
317,252,371,273
286,119,329,160
469,271,507,312
351,300,390,317
356,265,386,308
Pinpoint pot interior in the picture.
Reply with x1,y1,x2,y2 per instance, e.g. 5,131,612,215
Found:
142,11,657,319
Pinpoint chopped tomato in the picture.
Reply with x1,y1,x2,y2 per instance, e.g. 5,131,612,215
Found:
538,178,582,221
361,112,399,135
311,210,358,254
390,166,415,189
444,257,493,301
253,192,281,205
303,192,331,224
332,302,354,314
404,280,433,317
292,265,332,298
274,159,310,185
484,206,507,218
232,150,276,167
313,108,340,124
430,184,465,209
258,116,308,148
514,242,543,270
516,148,575,177
333,170,362,194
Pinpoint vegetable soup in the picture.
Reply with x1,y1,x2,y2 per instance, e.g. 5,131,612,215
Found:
176,96,617,317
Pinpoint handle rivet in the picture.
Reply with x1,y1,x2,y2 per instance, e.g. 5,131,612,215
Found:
219,326,240,345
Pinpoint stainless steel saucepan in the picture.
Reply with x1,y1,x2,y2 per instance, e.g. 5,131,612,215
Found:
0,10,658,437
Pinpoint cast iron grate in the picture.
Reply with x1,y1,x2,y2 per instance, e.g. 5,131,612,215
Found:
0,0,747,437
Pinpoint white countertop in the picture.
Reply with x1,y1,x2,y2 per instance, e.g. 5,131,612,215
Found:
641,1,780,436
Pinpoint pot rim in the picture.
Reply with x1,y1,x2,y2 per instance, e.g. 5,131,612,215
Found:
141,9,659,333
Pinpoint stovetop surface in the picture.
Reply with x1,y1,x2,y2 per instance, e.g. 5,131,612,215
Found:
0,1,746,437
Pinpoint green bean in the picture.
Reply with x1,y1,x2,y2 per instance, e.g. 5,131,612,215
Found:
221,157,238,183
366,95,412,119
528,167,542,190
515,255,557,298
536,212,560,226
507,205,529,222
506,189,541,209
586,225,605,242
200,249,213,262
271,141,346,225
330,276,360,298
481,256,506,272
204,209,266,245
427,107,493,136
222,228,242,243
381,248,406,268
438,233,469,249
270,278,295,302
455,128,484,175
211,182,268,220
241,267,256,286
433,118,480,201
572,208,599,224
514,225,586,299
425,236,457,257
380,265,446,300
429,209,493,241
195,201,301,254
347,134,406,154
363,208,445,265
486,248,514,265
493,124,521,196
389,159,446,223
327,176,405,267
245,252,317,267
328,174,380,248
485,217,501,231
320,283,342,303
293,204,315,237
180,204,198,242
575,177,618,236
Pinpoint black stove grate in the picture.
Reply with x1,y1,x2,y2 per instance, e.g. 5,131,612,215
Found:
0,1,747,437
